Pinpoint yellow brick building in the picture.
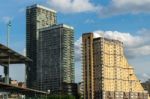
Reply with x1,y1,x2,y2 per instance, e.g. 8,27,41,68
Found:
82,33,149,99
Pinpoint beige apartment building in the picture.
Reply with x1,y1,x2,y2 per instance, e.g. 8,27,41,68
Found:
82,33,149,99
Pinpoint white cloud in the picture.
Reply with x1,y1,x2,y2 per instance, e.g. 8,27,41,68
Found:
143,73,150,79
140,73,150,82
47,0,100,13
46,0,150,16
75,37,82,62
23,48,26,56
93,30,143,47
113,0,150,6
128,45,150,56
74,29,150,62
100,0,150,17
75,62,82,82
137,73,150,82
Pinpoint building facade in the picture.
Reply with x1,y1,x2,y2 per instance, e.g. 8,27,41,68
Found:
37,24,74,92
62,82,78,98
78,81,84,98
82,33,149,99
82,33,94,99
26,4,56,89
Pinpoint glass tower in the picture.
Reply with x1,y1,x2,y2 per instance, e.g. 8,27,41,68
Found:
26,4,56,89
38,24,74,92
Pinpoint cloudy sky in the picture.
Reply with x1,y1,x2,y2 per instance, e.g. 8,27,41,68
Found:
0,0,150,83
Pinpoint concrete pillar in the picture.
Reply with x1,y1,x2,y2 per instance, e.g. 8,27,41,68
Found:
4,65,9,99
4,66,9,84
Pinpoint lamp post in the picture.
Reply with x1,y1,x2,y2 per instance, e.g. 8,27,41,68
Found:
46,90,50,99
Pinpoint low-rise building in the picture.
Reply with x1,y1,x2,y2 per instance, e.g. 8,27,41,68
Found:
11,80,18,86
142,80,150,96
62,82,79,98
78,82,84,98
18,82,26,88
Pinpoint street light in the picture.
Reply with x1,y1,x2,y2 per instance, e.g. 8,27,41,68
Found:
47,90,50,94
46,90,50,99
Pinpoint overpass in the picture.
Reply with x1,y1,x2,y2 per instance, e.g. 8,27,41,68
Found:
0,43,48,98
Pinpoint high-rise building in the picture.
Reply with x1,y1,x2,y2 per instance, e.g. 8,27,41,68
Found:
26,4,57,89
37,24,74,92
82,33,94,99
82,33,149,99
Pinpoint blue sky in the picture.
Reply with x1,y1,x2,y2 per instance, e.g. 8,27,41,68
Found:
0,0,150,82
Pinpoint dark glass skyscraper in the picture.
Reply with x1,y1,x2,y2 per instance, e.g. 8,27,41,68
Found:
26,4,75,93
38,24,74,92
26,4,57,89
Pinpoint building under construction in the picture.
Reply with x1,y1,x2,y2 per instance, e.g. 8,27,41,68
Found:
82,33,149,99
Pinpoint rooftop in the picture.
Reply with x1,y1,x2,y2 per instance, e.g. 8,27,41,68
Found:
94,37,123,44
40,24,74,31
27,4,56,13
